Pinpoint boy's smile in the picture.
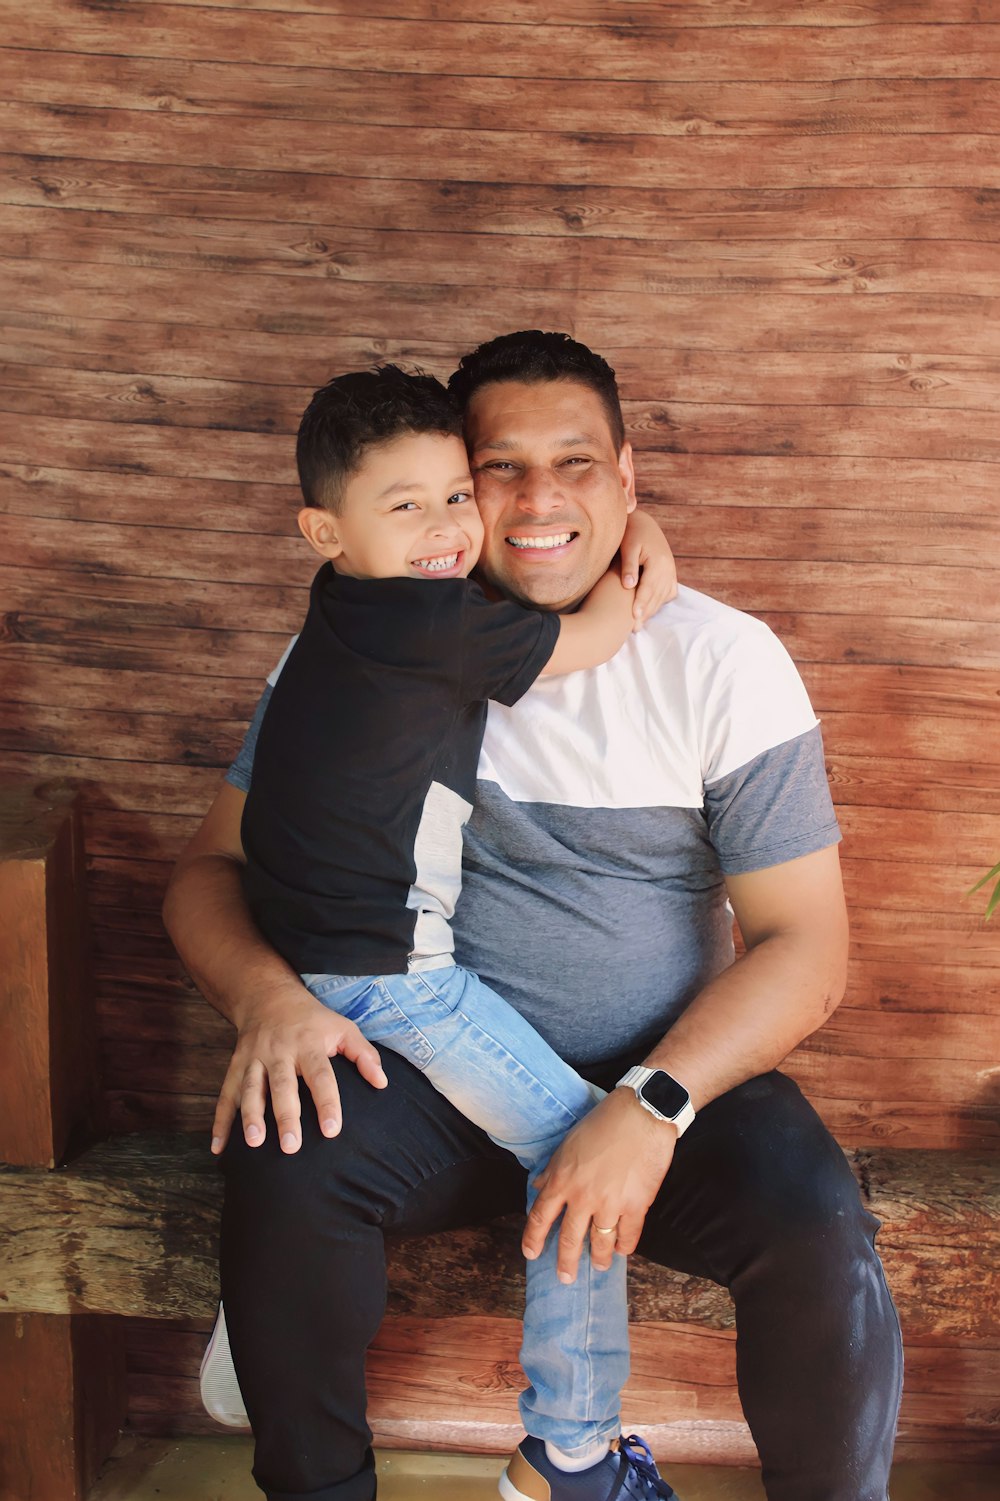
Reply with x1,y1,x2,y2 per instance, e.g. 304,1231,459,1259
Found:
298,431,484,582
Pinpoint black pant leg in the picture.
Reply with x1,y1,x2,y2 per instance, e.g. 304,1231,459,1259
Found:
637,1072,903,1501
219,1050,525,1501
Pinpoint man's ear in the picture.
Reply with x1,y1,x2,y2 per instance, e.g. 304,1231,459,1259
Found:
618,441,637,513
297,506,344,560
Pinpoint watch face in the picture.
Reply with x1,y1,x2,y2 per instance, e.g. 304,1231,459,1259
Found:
640,1071,690,1120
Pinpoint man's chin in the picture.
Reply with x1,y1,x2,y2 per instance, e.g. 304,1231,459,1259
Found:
477,542,612,611
489,566,590,613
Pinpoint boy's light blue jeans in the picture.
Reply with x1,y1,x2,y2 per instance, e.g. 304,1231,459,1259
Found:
302,961,629,1455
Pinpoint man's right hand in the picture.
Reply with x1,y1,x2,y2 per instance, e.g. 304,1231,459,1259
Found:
212,979,388,1155
162,779,389,1157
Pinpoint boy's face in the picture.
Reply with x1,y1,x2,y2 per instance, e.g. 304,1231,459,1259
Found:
299,432,484,581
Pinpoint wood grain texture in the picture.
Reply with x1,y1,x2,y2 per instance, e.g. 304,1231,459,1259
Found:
1,9,998,1441
5,7,1000,81
0,1313,127,1501
0,784,100,1168
120,1315,1000,1463
2,1134,996,1338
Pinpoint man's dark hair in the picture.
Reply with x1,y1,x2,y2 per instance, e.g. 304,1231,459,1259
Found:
296,365,463,513
448,331,626,453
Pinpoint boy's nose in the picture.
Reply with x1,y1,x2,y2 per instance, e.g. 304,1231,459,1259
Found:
428,516,464,538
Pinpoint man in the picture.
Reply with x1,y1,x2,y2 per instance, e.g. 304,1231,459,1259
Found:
164,331,902,1501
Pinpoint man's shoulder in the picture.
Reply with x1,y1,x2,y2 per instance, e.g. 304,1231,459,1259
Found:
645,584,775,652
621,584,785,697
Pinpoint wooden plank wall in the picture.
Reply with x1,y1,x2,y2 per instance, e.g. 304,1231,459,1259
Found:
2,1,999,1161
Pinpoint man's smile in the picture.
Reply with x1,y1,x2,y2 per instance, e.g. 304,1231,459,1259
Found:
505,531,577,551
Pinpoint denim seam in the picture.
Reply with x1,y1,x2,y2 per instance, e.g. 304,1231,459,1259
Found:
453,1006,589,1127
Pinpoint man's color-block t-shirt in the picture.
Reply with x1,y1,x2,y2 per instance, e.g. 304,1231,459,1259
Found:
240,564,559,977
231,584,840,1067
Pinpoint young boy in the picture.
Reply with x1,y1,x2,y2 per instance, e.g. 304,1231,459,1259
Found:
233,366,678,1497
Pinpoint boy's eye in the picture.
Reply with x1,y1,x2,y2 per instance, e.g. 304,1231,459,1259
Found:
391,501,417,512
448,491,473,504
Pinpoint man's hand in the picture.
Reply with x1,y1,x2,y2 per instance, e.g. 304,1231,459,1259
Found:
211,980,388,1156
522,1087,677,1283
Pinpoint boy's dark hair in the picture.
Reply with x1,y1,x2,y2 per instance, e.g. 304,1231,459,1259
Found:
448,331,626,453
296,365,463,512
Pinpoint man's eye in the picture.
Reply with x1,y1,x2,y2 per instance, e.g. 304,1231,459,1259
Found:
562,456,592,467
481,461,515,473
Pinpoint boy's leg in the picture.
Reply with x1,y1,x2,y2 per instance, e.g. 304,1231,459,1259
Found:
636,1072,902,1501
377,967,629,1456
220,1051,525,1501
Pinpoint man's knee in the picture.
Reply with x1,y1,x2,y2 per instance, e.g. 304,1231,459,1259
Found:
220,1062,395,1220
697,1073,881,1271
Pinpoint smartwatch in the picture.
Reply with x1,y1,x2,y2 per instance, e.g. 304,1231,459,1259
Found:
615,1066,695,1137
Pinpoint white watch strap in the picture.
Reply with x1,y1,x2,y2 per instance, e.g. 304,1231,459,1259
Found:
616,1065,695,1137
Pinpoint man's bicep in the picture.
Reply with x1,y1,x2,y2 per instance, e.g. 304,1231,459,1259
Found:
177,780,247,868
725,845,847,953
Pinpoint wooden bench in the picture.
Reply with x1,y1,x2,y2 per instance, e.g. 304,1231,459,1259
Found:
2,1132,1000,1483
2,783,999,1500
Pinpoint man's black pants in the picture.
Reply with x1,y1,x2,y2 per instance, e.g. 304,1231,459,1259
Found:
220,1056,903,1501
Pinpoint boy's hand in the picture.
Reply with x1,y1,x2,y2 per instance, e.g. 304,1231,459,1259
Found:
211,981,388,1155
619,508,677,629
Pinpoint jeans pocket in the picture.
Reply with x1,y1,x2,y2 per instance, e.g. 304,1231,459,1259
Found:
373,980,437,1069
301,973,376,1020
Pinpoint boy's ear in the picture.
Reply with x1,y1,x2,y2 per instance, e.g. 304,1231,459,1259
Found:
297,505,343,559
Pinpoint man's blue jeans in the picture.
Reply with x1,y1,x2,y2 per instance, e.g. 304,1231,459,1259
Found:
302,963,627,1455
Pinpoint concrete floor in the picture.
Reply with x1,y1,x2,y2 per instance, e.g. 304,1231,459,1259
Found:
87,1435,1000,1500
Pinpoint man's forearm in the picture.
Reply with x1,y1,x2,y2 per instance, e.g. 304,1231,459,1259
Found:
163,851,304,1030
642,925,846,1113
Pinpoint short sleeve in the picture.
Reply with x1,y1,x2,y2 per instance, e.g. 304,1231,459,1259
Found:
698,613,820,786
459,587,560,707
695,612,840,873
225,684,274,793
705,726,841,875
224,631,298,793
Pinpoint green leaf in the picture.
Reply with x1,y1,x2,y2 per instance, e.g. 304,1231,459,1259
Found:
968,861,1000,920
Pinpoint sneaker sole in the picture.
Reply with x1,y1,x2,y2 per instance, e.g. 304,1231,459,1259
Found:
199,1302,251,1429
498,1461,543,1501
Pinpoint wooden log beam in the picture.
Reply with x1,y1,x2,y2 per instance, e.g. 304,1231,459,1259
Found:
0,780,100,1168
0,1313,126,1501
1,1134,997,1342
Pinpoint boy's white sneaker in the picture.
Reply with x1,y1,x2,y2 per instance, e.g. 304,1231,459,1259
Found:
199,1302,251,1429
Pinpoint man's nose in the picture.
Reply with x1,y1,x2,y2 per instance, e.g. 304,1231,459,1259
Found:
514,466,562,515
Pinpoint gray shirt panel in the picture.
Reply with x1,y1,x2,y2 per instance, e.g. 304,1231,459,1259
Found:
453,729,838,1067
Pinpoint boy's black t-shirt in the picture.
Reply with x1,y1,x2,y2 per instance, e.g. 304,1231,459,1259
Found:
241,563,560,975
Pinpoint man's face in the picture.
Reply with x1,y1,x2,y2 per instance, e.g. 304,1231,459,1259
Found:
464,379,636,611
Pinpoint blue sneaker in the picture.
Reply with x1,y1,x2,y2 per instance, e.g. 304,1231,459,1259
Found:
500,1433,680,1500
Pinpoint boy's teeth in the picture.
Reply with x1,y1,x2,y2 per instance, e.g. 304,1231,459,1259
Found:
507,533,573,550
415,552,459,571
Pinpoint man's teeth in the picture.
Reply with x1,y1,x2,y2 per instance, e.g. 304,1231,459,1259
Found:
506,533,573,550
415,552,459,571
